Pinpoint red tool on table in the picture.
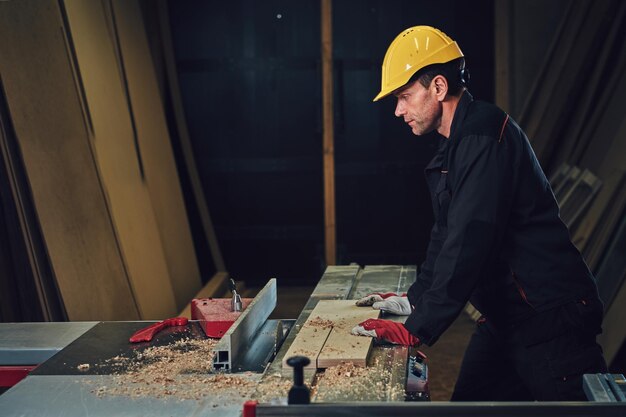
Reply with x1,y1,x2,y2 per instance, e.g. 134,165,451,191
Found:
191,278,252,338
129,317,189,343
129,279,252,342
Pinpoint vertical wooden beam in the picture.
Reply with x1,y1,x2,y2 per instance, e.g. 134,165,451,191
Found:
321,0,336,266
494,0,512,114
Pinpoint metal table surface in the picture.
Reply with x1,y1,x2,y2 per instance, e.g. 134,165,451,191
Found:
31,321,204,376
1,374,261,417
0,319,281,416
0,322,97,365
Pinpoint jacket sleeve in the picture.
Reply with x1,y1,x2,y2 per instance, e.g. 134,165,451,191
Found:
407,222,446,308
404,133,515,346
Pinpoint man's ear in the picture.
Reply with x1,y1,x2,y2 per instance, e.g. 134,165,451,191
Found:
432,75,448,101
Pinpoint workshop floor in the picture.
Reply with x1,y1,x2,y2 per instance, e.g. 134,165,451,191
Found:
246,285,475,401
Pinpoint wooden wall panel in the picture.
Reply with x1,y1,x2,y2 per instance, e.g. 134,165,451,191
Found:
62,0,177,319
0,1,139,320
112,0,201,311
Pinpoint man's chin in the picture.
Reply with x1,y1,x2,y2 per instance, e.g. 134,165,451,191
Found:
411,127,429,136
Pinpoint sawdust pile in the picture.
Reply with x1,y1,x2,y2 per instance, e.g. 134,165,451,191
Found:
313,361,404,402
305,316,334,329
252,373,293,403
89,338,258,401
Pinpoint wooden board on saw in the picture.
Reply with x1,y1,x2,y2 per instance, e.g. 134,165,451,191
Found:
317,300,380,368
282,300,379,369
282,322,332,370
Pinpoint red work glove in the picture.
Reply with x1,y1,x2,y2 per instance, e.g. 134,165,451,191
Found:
351,318,419,346
355,293,411,315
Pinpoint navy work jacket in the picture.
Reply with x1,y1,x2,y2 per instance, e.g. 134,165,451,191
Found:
404,91,602,346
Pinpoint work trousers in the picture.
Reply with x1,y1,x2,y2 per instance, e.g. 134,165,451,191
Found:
451,302,608,401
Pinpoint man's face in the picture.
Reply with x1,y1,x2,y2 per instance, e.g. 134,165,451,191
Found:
393,79,442,136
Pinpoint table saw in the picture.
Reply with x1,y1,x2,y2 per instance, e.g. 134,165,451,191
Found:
1,265,624,416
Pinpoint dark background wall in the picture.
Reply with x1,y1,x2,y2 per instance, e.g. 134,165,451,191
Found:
168,0,494,287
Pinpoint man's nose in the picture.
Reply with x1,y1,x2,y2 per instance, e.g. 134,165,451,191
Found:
394,100,404,117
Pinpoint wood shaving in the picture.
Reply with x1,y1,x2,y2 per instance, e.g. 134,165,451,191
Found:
305,316,334,329
87,337,259,401
289,348,317,357
313,360,404,402
320,346,344,353
323,361,369,379
252,373,293,403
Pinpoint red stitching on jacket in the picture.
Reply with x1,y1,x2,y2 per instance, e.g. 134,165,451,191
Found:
498,114,510,143
511,271,534,309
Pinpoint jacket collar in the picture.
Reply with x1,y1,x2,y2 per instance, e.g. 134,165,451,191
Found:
424,90,473,172
424,135,448,171
448,90,473,141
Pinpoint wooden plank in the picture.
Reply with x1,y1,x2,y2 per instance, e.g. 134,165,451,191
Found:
571,30,626,167
111,0,202,312
535,1,619,168
0,1,139,320
63,0,177,319
0,94,64,321
264,266,360,379
596,214,626,310
599,268,626,365
282,316,332,370
572,170,624,253
558,169,602,228
317,300,380,368
584,178,626,271
321,0,336,266
156,0,226,272
313,345,408,402
516,1,579,156
555,2,626,170
282,300,379,369
516,2,623,170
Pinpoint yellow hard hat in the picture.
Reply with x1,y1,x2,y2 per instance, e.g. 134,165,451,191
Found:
373,26,464,101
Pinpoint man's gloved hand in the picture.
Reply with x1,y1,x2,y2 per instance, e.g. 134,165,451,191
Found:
351,319,419,346
355,293,412,315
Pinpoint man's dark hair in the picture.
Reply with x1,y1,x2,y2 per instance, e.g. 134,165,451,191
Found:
414,57,467,96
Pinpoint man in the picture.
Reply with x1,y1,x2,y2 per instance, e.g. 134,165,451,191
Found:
352,26,607,401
